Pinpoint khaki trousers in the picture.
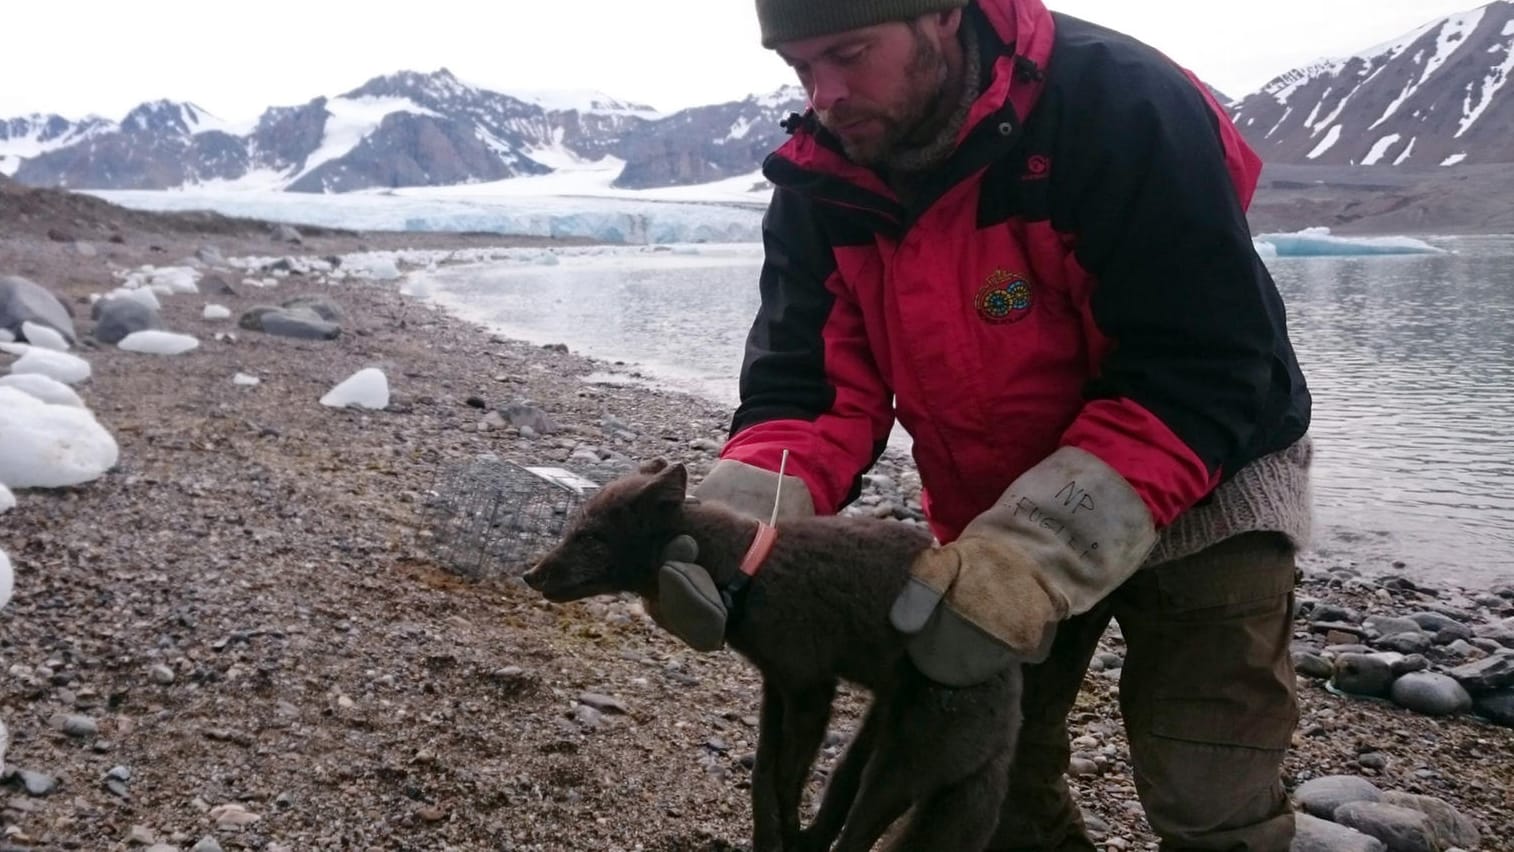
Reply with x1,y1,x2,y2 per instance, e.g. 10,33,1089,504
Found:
989,532,1300,852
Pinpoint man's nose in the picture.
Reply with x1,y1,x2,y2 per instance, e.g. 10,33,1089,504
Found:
807,68,849,112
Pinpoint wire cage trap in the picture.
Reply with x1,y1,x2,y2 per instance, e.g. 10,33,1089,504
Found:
420,455,599,579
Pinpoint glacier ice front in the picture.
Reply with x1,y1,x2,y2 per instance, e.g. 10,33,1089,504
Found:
88,189,765,245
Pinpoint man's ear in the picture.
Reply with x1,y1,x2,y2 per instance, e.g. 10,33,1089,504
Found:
930,6,963,38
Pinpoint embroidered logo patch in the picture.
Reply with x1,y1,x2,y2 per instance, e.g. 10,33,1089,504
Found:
974,269,1034,324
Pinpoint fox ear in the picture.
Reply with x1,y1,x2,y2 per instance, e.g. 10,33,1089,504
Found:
641,462,687,506
638,458,670,475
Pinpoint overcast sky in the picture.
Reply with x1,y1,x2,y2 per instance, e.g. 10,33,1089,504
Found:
0,0,1491,122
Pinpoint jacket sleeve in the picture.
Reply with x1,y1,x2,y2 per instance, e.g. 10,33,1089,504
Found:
1053,54,1292,528
719,188,895,515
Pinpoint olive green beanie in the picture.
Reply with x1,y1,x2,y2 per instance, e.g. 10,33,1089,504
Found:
755,0,970,48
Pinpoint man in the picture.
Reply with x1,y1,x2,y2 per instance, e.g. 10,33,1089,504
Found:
663,0,1313,849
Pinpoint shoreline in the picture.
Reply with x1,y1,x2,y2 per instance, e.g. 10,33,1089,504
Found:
0,220,1511,848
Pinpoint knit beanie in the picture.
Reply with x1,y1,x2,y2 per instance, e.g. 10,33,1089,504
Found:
755,0,970,47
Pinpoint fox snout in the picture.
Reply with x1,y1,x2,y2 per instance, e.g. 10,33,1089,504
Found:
521,546,615,603
521,560,549,591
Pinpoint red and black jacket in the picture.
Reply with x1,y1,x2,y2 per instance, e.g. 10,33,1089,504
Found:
721,0,1312,544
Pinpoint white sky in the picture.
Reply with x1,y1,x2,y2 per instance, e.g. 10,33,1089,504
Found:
0,0,1494,122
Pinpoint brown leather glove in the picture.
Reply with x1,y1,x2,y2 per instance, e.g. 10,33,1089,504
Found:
891,447,1158,686
692,458,815,521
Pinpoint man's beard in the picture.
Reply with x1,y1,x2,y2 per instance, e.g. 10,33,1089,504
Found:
820,27,952,167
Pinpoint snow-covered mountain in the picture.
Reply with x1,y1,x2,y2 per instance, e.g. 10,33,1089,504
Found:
5,69,805,194
0,114,114,177
8,2,1512,193
1232,0,1514,167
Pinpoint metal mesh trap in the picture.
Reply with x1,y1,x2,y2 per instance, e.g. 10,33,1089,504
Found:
420,455,599,579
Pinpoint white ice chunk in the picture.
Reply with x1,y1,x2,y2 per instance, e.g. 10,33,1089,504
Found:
0,484,13,515
0,386,119,488
118,330,200,355
1253,227,1446,257
150,267,200,294
348,255,402,281
233,372,261,386
3,344,92,385
203,304,232,320
0,374,85,407
102,287,162,312
320,367,389,410
0,329,12,343
0,547,11,610
20,321,69,351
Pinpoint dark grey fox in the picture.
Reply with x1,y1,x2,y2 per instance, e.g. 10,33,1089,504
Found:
523,460,1023,852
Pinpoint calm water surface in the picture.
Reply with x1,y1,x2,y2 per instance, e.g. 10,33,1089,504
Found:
415,236,1514,587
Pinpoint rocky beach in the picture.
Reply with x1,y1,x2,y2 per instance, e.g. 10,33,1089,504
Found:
0,181,1512,851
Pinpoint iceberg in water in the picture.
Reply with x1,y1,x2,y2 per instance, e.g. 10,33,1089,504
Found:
1253,227,1446,257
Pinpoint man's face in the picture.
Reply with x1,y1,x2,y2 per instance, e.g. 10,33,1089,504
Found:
777,16,956,166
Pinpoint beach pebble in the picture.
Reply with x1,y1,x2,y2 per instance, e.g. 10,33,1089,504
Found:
0,275,76,344
1333,802,1438,852
1382,792,1480,850
1473,688,1514,725
1406,611,1463,633
1331,654,1395,697
1364,615,1421,639
1376,631,1432,654
1445,654,1514,692
1293,652,1334,679
500,402,559,434
94,297,163,344
1292,813,1386,852
1293,775,1383,819
1474,618,1514,648
51,713,98,738
1390,672,1472,716
17,768,60,796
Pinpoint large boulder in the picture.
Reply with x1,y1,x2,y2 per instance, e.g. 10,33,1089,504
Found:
239,304,342,341
94,298,164,345
0,276,76,345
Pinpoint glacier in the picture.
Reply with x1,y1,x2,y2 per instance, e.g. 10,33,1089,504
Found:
88,188,766,245
87,188,1447,256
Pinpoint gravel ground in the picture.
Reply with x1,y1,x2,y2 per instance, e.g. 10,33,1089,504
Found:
0,181,1510,851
